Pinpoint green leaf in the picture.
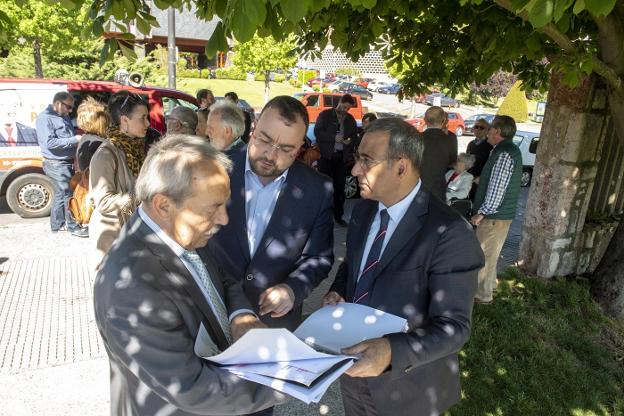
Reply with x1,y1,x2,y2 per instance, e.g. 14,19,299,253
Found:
280,0,311,23
360,0,377,8
153,0,172,10
231,10,256,42
527,0,555,28
556,11,571,31
205,21,228,58
119,41,138,60
135,16,152,35
562,69,580,87
242,0,267,26
553,0,573,21
584,0,616,16
573,0,585,14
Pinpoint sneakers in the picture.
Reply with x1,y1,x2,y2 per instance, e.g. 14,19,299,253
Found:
51,224,67,233
69,227,89,238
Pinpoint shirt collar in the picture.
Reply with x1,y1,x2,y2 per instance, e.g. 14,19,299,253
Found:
138,206,186,257
377,180,422,223
226,137,244,151
244,150,289,187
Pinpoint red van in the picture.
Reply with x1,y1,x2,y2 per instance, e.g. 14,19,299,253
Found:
0,78,198,218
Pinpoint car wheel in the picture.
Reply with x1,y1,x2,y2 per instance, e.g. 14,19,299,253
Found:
455,126,464,137
6,173,54,218
521,168,532,187
344,175,360,199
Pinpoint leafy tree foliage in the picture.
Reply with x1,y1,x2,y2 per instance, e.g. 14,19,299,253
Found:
467,71,518,105
232,34,297,103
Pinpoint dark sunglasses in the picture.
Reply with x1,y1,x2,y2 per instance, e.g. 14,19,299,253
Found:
61,101,74,111
473,125,486,130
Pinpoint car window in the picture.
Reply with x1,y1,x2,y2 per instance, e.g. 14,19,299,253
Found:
306,94,319,107
163,96,197,116
323,95,334,107
448,113,457,119
513,135,524,146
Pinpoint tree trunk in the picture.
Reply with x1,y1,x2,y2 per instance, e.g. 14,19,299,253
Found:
33,39,43,78
591,220,624,320
264,70,270,104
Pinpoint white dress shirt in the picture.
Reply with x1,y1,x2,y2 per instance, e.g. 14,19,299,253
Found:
244,152,289,257
138,207,252,321
358,180,422,278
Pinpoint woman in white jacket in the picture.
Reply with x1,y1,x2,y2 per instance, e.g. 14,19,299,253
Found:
445,153,476,204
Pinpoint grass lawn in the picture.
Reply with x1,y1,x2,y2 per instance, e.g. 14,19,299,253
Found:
160,78,299,109
449,268,624,416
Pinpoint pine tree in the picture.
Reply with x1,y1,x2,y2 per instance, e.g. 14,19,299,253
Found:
497,81,529,122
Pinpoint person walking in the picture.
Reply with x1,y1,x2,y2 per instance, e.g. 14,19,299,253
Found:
35,92,87,237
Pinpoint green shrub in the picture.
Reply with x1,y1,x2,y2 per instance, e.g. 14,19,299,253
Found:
289,79,302,88
497,81,529,122
254,72,266,81
336,67,361,77
297,69,316,83
273,74,286,82
215,66,247,80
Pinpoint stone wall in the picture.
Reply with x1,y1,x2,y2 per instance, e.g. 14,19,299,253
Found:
519,73,622,277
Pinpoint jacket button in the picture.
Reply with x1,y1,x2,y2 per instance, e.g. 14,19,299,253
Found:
246,274,254,281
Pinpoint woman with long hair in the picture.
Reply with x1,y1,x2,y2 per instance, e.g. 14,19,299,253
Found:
89,91,149,269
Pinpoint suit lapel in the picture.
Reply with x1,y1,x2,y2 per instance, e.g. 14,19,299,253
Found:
229,150,251,263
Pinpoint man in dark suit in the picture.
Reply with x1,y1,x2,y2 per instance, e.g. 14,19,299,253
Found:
94,135,285,416
205,96,334,332
315,94,358,226
0,122,38,146
323,118,484,416
419,106,458,200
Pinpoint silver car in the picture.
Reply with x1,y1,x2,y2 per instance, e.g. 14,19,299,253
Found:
513,130,540,187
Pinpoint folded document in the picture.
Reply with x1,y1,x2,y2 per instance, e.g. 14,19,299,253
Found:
195,303,408,404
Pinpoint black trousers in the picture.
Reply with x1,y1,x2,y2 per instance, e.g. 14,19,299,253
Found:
340,375,380,416
318,152,347,220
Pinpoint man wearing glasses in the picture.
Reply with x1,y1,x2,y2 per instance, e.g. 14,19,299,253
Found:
323,117,483,416
204,96,334,331
35,92,87,237
466,118,493,183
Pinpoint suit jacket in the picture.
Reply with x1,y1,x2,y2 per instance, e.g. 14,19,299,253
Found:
314,108,358,162
330,188,484,416
94,213,285,416
0,122,38,146
445,170,474,203
204,148,334,331
420,128,458,200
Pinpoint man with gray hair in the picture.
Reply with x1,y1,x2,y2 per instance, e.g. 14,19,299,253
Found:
323,117,484,416
206,101,246,151
419,106,458,200
94,134,286,415
471,115,523,304
166,106,198,135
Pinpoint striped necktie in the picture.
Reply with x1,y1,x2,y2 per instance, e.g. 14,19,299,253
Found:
183,250,232,344
353,209,390,304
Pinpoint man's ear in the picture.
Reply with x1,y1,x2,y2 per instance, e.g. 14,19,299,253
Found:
397,159,407,177
151,193,172,220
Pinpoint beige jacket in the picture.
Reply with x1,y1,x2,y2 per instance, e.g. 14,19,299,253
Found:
88,141,137,269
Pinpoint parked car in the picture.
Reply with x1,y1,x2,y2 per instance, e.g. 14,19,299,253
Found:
406,111,465,136
465,113,496,135
354,78,374,88
307,77,335,87
0,77,198,218
337,83,373,101
299,92,365,125
425,92,461,107
327,81,351,92
513,130,540,187
366,81,388,92
378,84,401,94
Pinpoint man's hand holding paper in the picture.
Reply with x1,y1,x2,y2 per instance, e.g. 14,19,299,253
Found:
342,337,392,377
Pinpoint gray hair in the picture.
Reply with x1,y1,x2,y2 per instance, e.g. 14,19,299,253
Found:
209,101,245,139
365,118,424,172
169,106,198,133
457,153,476,169
136,134,232,206
492,115,517,140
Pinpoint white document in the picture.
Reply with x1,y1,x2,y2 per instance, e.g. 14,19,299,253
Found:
294,303,408,354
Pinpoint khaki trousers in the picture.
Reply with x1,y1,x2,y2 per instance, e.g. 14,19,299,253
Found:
475,218,512,301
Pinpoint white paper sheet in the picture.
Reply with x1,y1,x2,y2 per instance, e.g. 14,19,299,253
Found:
293,303,408,354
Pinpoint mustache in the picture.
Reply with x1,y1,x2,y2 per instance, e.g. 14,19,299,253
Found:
257,157,275,167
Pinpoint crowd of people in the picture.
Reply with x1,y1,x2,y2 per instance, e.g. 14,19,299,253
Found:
33,89,523,415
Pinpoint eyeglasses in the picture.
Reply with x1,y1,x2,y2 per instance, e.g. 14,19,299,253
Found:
354,153,387,171
473,125,485,130
61,101,74,111
253,134,299,156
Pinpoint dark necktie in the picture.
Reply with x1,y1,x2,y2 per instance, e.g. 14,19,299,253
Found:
353,209,390,304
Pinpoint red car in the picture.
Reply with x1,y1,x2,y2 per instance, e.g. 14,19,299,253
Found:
406,111,465,136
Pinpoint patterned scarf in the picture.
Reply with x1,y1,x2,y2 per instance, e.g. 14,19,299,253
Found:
107,126,146,178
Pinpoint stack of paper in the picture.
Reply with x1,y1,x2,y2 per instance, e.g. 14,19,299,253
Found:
195,303,408,404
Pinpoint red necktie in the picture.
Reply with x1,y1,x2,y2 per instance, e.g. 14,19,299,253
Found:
5,126,16,146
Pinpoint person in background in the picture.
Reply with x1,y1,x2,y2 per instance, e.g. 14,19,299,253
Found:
88,91,149,269
166,106,198,136
225,91,253,143
419,106,458,200
471,115,523,304
35,91,87,237
75,98,107,173
357,112,377,147
445,152,475,204
315,93,358,226
196,88,216,112
467,117,494,183
196,108,209,138
94,134,286,415
206,101,246,151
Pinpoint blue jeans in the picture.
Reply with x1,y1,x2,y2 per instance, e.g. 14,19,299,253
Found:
43,159,78,231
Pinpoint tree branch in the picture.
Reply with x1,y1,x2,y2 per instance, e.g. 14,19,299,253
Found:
494,0,623,93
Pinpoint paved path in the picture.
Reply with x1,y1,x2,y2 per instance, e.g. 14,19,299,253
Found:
0,190,525,416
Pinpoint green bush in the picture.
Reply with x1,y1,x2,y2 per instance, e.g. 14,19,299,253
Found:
497,81,529,122
215,66,247,80
289,78,302,88
273,74,286,83
254,72,266,81
336,67,361,77
297,69,316,83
